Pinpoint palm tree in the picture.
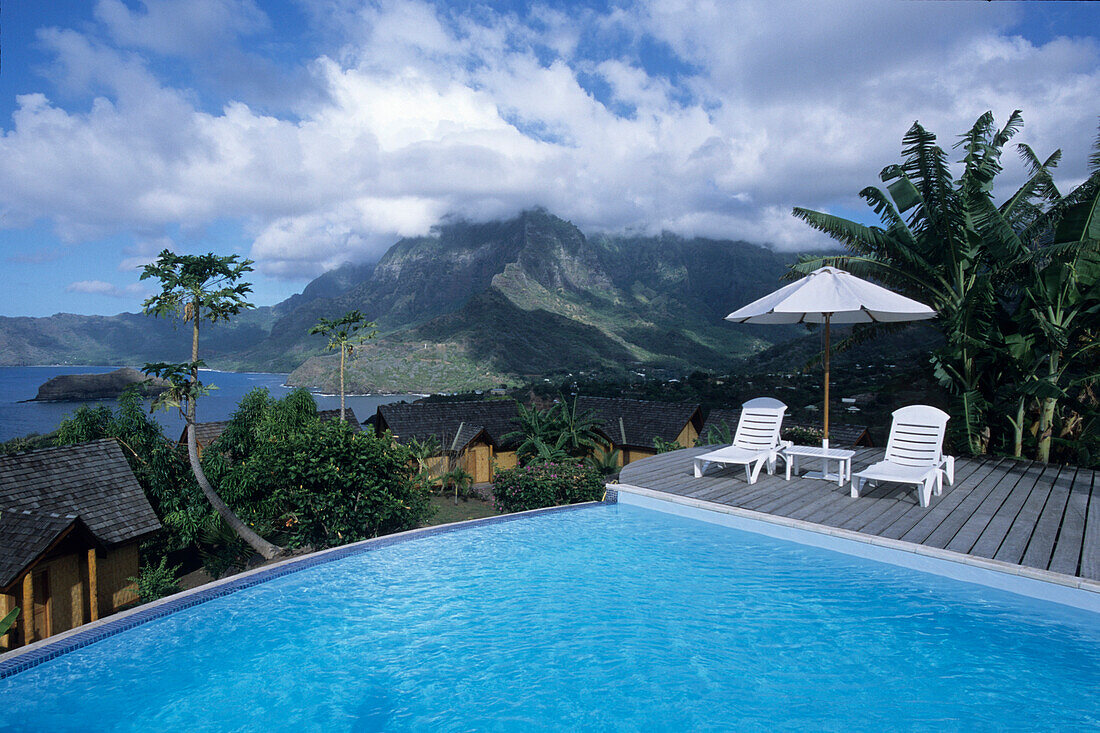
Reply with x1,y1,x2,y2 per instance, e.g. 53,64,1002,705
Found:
792,111,1062,455
141,251,282,560
309,311,377,421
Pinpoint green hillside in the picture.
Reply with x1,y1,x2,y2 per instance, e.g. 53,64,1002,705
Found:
0,210,812,391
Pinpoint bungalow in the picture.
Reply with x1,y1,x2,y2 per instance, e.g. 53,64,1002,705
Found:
179,408,363,456
0,440,161,651
375,401,521,483
700,408,873,449
573,396,702,465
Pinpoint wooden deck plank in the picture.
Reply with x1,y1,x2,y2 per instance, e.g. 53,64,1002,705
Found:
844,459,986,537
994,464,1066,567
1021,465,1078,571
937,460,1036,553
883,458,1005,542
969,463,1058,562
618,448,1096,581
1048,468,1092,576
897,458,1009,546
1080,471,1100,581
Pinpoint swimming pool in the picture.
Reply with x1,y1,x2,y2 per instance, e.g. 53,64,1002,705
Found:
2,501,1098,730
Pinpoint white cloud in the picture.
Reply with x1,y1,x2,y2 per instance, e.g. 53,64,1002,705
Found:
65,280,148,298
1,0,1098,282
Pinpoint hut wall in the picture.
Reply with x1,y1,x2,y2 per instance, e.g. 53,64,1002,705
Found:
676,422,699,448
98,543,140,612
493,450,518,473
464,443,493,483
44,553,84,634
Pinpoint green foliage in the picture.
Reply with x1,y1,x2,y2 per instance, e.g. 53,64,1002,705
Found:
203,391,431,551
128,556,182,603
440,466,474,505
783,425,824,446
586,445,621,477
697,420,733,447
140,250,255,325
141,361,214,418
492,460,604,513
0,607,19,637
652,436,685,453
55,390,204,558
504,398,605,465
0,433,56,455
793,111,1100,462
309,310,377,355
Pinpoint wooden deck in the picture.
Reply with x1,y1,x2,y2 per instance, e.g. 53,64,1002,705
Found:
619,447,1099,582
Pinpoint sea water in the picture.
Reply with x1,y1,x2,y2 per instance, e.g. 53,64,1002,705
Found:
0,366,408,441
1,503,1097,731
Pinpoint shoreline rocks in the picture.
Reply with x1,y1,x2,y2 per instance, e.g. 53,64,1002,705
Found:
31,367,170,402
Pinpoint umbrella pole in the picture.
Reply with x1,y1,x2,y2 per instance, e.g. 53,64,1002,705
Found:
823,313,830,449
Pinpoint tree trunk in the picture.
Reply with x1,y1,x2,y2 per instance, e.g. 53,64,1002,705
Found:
1013,396,1025,458
1037,352,1060,464
339,346,346,422
186,309,282,560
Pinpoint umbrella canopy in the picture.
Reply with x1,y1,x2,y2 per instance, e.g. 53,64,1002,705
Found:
725,266,936,325
725,266,936,447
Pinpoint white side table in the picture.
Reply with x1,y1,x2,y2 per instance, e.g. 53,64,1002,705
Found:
783,445,856,486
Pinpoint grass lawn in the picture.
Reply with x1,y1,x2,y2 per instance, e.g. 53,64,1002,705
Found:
423,494,500,526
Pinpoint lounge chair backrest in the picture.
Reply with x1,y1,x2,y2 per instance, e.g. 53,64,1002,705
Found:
733,398,787,451
884,405,949,468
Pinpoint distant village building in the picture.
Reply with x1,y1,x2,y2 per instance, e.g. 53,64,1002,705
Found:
375,401,522,483
0,440,161,650
374,397,705,482
179,409,363,456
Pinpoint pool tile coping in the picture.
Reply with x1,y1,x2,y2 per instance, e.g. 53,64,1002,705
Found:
0,497,616,679
616,483,1100,612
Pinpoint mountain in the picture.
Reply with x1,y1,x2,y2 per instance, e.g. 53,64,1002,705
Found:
0,210,811,391
280,210,803,392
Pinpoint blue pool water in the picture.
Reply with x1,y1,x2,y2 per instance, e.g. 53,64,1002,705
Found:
2,503,1098,731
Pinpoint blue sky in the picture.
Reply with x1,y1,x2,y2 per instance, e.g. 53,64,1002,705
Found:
1,0,1099,317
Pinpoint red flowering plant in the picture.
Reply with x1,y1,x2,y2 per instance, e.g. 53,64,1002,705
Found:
491,459,605,513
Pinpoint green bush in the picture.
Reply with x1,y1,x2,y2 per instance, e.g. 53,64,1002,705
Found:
208,416,432,550
128,556,182,603
492,460,605,513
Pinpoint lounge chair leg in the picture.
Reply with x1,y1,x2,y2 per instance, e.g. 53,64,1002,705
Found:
851,478,861,499
945,456,955,485
694,460,706,478
749,460,767,485
918,478,933,507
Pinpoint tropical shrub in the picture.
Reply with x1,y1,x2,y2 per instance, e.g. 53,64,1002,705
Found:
128,556,182,603
492,460,604,513
653,436,685,453
207,411,431,550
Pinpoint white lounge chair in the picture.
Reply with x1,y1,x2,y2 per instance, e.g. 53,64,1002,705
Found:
851,405,955,508
694,398,789,484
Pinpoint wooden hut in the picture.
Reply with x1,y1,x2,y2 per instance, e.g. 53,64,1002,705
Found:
574,397,703,465
375,401,521,483
0,440,161,650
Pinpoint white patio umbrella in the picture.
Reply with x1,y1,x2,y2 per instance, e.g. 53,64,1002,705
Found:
725,266,936,447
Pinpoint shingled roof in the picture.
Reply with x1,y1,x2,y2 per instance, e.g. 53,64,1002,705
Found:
0,509,92,590
574,396,701,449
376,400,521,451
0,440,161,587
182,408,364,449
700,408,872,448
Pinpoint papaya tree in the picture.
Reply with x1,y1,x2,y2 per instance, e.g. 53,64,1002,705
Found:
309,310,377,422
140,251,282,560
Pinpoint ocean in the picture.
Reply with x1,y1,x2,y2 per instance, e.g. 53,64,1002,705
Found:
0,366,412,443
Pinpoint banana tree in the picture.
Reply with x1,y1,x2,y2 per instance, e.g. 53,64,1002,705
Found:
792,111,1061,454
